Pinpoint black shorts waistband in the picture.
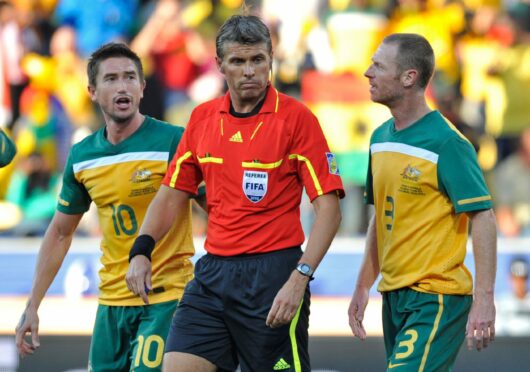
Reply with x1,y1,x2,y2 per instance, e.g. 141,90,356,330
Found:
206,246,302,261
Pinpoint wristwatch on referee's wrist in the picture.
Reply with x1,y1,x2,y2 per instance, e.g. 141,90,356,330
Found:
296,263,314,279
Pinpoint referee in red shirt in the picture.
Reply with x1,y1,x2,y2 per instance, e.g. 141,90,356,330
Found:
126,13,344,372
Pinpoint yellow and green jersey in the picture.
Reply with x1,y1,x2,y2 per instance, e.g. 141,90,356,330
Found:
58,116,195,306
365,111,492,295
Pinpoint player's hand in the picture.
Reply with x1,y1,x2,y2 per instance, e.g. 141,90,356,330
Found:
466,294,495,351
126,255,152,304
266,270,309,328
15,303,40,357
348,286,369,340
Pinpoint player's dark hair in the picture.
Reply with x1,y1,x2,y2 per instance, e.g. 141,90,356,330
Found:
383,33,435,89
87,42,144,87
216,14,272,60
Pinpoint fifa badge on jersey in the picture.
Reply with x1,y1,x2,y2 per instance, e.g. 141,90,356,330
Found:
326,152,340,175
243,170,268,203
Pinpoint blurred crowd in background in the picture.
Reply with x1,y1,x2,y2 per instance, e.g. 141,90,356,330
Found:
0,0,530,239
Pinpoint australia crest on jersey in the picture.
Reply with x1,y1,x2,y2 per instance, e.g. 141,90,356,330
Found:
243,170,268,203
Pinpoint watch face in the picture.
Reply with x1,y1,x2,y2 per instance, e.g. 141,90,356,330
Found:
297,263,313,277
299,264,310,274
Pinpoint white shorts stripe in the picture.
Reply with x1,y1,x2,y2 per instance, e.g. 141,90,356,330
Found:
73,151,169,173
371,142,439,164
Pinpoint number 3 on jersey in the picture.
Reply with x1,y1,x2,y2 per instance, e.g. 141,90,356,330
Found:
396,329,418,359
385,196,395,231
110,204,138,236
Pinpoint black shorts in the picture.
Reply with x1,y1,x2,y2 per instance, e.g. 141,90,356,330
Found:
165,247,311,372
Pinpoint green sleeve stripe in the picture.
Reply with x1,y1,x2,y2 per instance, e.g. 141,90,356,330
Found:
457,195,492,206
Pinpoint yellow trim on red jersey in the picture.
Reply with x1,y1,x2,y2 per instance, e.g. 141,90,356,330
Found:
289,154,323,196
242,159,283,169
274,88,279,113
250,122,264,140
169,151,193,188
198,156,224,164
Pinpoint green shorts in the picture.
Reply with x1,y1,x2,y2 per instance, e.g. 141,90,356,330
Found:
382,288,472,372
88,300,178,372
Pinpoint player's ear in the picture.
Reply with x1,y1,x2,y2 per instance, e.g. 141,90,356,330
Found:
216,56,224,74
87,84,97,102
140,79,146,99
402,69,417,88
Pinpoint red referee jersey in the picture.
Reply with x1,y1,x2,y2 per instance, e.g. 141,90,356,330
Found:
163,85,345,255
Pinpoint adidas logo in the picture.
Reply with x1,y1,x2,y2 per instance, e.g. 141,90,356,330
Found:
273,358,291,370
229,131,243,142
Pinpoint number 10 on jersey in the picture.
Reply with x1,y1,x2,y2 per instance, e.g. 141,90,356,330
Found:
110,204,138,236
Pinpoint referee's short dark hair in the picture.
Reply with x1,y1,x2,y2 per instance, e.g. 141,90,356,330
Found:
87,42,144,87
383,33,435,89
216,15,272,60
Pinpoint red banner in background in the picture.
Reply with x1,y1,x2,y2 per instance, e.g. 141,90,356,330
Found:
301,70,371,104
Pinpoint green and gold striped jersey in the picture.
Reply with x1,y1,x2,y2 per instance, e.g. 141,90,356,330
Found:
365,111,492,295
58,116,194,306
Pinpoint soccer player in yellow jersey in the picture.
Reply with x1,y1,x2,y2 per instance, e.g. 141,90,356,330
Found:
15,43,198,371
348,34,497,371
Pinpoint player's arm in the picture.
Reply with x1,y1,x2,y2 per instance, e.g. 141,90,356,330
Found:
466,208,497,351
126,185,192,304
194,184,208,213
349,213,379,340
266,192,341,328
15,211,83,356
195,194,207,212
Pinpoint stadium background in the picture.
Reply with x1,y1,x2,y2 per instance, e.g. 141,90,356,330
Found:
1,0,530,371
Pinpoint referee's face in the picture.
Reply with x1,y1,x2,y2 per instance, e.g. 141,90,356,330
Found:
216,42,272,111
88,57,145,124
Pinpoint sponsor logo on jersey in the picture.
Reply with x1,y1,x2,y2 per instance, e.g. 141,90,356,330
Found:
130,168,152,183
326,152,340,175
229,131,243,143
388,361,407,369
273,357,291,370
242,170,267,203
